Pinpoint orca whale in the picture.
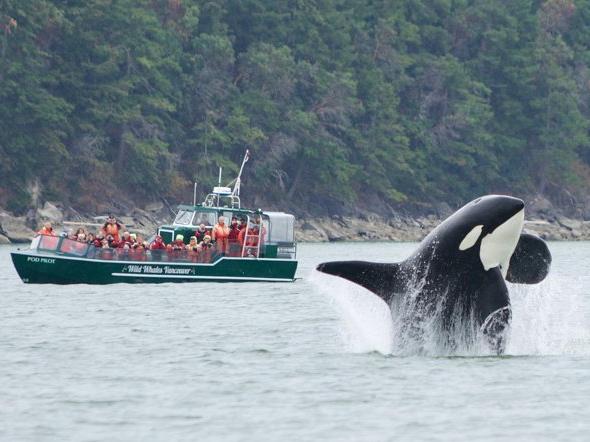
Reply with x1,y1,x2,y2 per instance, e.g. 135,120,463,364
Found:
316,195,552,353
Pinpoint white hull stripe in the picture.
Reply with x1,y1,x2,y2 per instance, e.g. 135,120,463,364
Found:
111,273,294,282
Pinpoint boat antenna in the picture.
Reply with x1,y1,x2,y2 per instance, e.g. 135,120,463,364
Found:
217,167,222,206
232,149,250,197
193,181,198,206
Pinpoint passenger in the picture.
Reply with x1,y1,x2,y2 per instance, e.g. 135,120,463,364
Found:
200,234,213,262
93,234,103,248
167,234,186,261
194,223,209,243
87,233,95,244
172,234,185,250
212,216,230,255
37,222,55,236
150,235,167,250
118,231,133,248
186,236,201,262
130,238,146,261
106,234,119,248
228,216,241,256
102,215,122,242
76,232,86,242
75,227,86,237
239,217,247,231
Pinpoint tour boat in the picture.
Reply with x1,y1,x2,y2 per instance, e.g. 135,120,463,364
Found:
10,152,298,284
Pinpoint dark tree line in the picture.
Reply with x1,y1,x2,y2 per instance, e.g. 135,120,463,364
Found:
1,0,590,215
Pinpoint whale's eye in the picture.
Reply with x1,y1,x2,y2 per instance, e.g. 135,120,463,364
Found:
459,225,483,251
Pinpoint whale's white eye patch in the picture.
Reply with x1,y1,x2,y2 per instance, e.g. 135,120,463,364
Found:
459,225,483,251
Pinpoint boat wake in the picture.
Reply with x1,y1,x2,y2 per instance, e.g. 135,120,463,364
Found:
312,271,590,357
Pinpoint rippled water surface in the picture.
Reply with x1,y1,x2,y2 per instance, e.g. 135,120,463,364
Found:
1,242,589,441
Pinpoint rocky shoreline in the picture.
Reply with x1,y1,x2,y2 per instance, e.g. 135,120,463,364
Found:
1,201,590,245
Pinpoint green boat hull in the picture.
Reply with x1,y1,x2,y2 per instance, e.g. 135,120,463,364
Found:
11,251,297,284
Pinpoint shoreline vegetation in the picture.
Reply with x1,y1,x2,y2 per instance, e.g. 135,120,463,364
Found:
3,1,590,223
2,200,589,245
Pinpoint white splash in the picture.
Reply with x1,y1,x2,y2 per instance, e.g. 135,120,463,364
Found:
313,268,590,357
310,271,394,355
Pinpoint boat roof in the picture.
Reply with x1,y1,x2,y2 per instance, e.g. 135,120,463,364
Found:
177,204,257,214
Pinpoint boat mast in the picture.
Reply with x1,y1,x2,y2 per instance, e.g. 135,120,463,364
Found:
232,149,250,197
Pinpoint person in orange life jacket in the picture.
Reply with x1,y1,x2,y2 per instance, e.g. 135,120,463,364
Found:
102,215,122,242
194,223,209,243
212,216,230,254
37,222,55,236
150,235,166,250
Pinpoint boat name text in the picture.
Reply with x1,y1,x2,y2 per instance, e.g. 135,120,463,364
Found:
123,265,194,275
27,257,55,264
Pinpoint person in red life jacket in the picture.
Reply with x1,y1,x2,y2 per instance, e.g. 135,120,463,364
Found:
194,223,209,244
93,234,104,248
118,231,134,248
228,216,241,256
106,234,119,248
130,237,146,261
102,215,122,242
150,235,167,250
172,234,185,250
37,222,55,236
167,234,186,261
212,216,230,255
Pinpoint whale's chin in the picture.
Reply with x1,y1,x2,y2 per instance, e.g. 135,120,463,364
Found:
480,209,525,277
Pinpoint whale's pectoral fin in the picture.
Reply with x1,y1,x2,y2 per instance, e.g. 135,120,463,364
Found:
476,268,511,354
316,261,404,304
506,233,551,284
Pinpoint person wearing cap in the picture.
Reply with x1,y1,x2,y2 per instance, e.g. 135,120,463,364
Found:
172,234,185,250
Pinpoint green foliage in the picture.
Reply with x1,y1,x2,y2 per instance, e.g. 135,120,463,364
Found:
1,0,590,214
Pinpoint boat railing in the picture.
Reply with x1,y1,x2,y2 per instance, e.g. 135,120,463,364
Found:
31,234,246,264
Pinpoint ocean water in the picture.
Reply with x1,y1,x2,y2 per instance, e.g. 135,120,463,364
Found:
0,241,589,441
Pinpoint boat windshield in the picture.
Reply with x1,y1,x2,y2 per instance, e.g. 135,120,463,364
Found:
174,210,194,226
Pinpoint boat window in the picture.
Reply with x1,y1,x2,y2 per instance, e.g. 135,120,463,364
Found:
58,238,89,256
192,211,217,227
174,210,195,226
267,214,295,243
36,235,59,251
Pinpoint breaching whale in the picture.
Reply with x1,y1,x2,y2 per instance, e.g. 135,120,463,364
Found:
316,195,552,353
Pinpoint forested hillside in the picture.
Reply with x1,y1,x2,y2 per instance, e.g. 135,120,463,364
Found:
2,0,590,216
